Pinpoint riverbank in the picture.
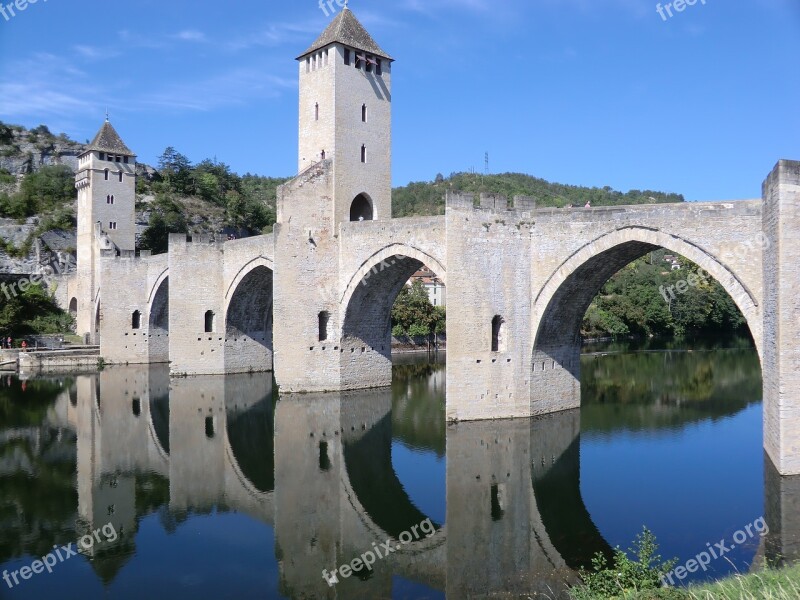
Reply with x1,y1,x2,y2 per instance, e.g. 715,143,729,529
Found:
566,563,800,599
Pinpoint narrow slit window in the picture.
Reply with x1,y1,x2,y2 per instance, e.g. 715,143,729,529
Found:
360,145,366,163
318,311,330,342
205,310,216,333
344,48,350,66
491,315,505,352
118,171,123,182
319,441,331,471
315,102,319,121
205,416,215,438
362,104,367,122
104,169,109,181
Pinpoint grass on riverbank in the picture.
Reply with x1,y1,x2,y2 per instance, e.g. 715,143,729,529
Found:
592,563,800,599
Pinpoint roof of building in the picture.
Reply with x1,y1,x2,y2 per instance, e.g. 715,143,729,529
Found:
298,8,393,61
83,121,135,156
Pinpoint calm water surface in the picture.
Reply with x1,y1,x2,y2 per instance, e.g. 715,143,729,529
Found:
1,339,794,599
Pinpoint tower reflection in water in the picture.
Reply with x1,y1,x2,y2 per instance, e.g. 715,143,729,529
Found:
0,361,797,599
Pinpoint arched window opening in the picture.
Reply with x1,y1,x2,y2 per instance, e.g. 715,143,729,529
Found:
131,310,141,330
204,310,216,333
491,315,505,352
349,193,374,222
318,311,330,341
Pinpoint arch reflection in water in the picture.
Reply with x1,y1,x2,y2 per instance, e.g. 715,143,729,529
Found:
5,355,800,598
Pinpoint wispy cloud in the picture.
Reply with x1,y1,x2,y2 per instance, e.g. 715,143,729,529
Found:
139,68,295,112
174,30,207,43
0,53,96,121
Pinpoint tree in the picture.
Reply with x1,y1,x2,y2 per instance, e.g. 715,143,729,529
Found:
139,195,188,254
157,147,192,194
392,280,435,337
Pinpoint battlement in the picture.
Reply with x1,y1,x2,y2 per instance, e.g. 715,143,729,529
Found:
100,249,155,260
445,191,537,213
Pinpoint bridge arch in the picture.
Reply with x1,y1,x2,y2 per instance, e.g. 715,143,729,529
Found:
530,227,762,412
224,258,274,373
148,272,169,363
339,244,446,390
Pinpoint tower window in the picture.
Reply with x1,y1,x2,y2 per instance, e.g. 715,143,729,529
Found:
491,315,505,352
362,104,367,122
104,169,109,181
315,102,319,121
349,194,374,222
318,311,330,342
124,156,129,164
118,171,123,182
344,48,350,66
324,49,329,66
109,222,117,230
306,57,310,73
376,59,382,76
115,155,121,162
204,310,216,333
99,152,105,160
360,145,367,163
132,310,141,329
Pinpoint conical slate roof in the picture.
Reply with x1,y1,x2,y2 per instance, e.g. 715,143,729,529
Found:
298,8,392,61
83,120,135,156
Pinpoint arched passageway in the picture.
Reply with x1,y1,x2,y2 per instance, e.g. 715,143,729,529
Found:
225,265,273,373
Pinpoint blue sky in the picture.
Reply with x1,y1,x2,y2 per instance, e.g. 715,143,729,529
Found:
0,0,798,200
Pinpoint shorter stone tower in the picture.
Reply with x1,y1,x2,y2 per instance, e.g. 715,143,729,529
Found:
74,120,136,341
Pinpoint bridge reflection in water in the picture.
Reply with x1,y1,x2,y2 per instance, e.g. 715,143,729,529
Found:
5,355,799,599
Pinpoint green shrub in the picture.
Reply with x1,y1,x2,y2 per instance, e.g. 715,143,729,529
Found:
571,528,678,600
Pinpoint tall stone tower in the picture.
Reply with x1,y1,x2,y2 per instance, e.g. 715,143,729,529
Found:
74,120,136,341
296,6,393,226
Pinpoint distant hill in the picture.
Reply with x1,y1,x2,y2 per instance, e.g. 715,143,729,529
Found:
392,172,684,217
0,120,685,269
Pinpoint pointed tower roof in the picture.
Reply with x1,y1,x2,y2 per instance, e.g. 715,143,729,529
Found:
83,120,135,156
298,7,392,61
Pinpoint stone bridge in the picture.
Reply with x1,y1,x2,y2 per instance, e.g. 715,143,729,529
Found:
65,9,799,476
93,160,800,476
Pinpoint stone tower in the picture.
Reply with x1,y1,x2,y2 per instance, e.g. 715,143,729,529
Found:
74,120,136,341
295,6,393,226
